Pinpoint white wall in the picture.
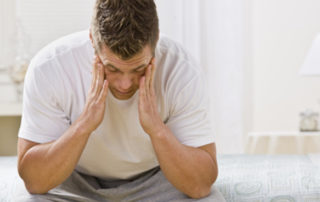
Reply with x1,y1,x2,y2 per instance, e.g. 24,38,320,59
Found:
2,0,320,155
0,0,95,155
250,0,320,132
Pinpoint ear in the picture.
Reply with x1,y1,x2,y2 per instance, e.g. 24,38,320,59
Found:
89,30,99,56
89,30,94,46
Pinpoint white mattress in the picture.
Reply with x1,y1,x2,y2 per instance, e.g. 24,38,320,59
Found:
0,156,22,202
1,155,320,201
215,154,320,201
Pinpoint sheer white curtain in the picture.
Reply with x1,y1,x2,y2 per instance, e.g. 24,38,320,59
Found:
0,0,16,69
1,0,95,68
16,0,95,58
155,0,245,154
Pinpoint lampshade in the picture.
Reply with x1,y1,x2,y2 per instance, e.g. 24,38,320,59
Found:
299,33,320,76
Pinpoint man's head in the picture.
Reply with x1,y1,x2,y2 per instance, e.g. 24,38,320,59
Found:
90,0,159,100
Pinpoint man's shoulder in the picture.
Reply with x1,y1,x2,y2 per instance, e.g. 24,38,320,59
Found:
156,35,199,72
155,35,205,99
30,30,92,68
157,35,190,59
156,35,202,77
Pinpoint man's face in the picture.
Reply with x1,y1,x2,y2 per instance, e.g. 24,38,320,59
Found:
96,45,153,100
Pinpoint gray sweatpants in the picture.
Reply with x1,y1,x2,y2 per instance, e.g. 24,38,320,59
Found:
15,167,225,202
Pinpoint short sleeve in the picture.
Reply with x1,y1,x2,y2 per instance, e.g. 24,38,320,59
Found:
18,63,70,143
165,72,214,147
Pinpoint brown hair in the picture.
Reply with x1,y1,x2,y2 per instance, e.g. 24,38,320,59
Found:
91,0,159,60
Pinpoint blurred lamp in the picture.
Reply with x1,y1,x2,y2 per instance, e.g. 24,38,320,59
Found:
300,33,320,76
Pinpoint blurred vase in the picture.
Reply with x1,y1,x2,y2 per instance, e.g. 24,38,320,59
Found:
299,109,318,132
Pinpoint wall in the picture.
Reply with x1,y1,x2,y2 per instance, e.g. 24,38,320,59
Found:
250,0,320,132
2,0,320,155
0,0,18,156
0,0,95,156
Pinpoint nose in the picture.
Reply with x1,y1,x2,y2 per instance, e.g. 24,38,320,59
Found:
118,74,133,91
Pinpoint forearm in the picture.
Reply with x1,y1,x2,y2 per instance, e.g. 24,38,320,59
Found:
18,118,91,194
150,125,218,199
18,54,108,194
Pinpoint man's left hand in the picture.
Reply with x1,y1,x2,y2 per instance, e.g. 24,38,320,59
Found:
138,58,164,136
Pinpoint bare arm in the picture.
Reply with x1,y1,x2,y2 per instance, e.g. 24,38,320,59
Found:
138,59,217,198
18,57,108,194
150,128,217,199
18,121,91,194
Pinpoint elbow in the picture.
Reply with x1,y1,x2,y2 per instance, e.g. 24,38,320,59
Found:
186,184,212,199
187,171,218,199
19,169,50,195
24,181,50,195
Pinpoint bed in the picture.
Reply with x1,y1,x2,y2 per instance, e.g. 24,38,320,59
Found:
215,154,320,201
1,155,320,201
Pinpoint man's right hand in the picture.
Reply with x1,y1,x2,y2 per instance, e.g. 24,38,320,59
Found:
79,56,109,134
17,56,109,194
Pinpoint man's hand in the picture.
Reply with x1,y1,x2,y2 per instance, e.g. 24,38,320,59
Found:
79,56,109,134
138,58,164,136
17,56,109,194
138,59,217,199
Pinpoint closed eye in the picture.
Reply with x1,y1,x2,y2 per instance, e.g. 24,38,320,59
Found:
106,66,118,72
134,67,146,73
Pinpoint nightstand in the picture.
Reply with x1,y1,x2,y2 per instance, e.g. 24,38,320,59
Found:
0,101,22,155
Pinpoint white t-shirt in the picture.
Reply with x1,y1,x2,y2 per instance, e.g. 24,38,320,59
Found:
19,30,214,180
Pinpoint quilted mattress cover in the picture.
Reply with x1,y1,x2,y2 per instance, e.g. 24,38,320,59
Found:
1,155,319,201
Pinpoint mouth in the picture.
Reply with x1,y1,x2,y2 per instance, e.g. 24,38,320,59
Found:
118,91,131,95
109,86,137,99
115,89,133,95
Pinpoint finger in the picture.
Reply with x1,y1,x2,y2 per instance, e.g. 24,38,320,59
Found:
139,76,146,99
98,79,109,103
139,76,147,111
149,58,156,91
98,63,104,92
91,56,99,87
94,63,104,96
145,65,152,95
96,55,103,63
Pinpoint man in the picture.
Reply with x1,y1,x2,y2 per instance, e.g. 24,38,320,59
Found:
16,0,225,201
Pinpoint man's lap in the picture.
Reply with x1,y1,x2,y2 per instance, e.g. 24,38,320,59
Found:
15,167,225,202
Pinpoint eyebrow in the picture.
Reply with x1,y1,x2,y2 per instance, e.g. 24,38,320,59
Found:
104,62,148,72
